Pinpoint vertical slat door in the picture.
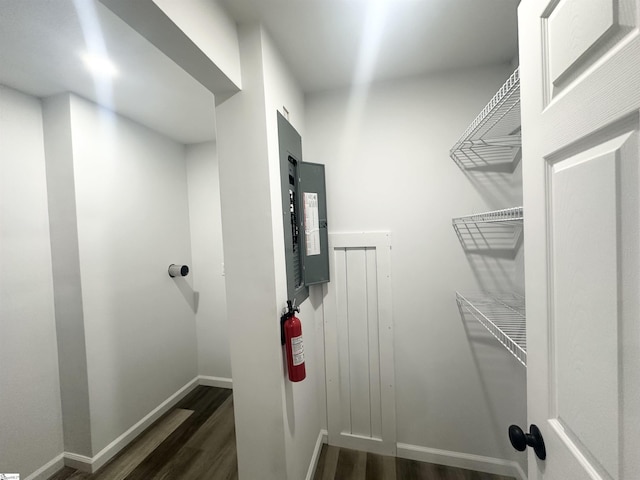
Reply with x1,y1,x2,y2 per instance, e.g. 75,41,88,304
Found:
324,232,395,456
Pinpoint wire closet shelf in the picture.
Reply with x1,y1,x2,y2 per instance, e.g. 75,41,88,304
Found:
456,292,527,366
449,67,521,170
452,206,523,226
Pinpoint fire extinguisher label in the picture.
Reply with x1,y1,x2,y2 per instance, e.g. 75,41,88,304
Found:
291,335,304,366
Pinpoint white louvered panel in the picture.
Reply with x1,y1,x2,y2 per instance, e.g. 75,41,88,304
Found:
334,247,351,434
324,232,395,456
345,248,372,437
366,247,382,440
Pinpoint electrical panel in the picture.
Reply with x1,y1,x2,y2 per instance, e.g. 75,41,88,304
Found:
277,112,329,304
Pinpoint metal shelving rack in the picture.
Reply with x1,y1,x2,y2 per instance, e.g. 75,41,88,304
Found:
451,68,526,365
456,292,527,366
449,67,521,170
452,206,523,226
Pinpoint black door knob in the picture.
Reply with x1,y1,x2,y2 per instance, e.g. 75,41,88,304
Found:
509,424,546,460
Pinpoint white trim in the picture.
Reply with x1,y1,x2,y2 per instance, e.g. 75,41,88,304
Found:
198,375,233,389
396,443,527,480
24,454,65,480
88,377,199,471
330,434,393,457
63,377,200,472
304,429,328,480
63,452,93,472
513,459,529,480
326,231,391,248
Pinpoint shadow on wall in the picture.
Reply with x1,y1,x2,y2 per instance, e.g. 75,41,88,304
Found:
458,306,527,462
452,156,524,293
460,226,523,293
464,251,519,293
459,149,522,210
171,275,199,313
452,218,523,293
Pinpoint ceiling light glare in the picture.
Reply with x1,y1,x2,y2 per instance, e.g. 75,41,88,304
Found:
82,53,118,77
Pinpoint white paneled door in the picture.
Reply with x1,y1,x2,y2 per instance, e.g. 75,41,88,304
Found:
323,232,396,456
520,0,639,479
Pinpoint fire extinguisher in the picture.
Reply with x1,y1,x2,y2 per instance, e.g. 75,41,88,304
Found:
281,300,306,382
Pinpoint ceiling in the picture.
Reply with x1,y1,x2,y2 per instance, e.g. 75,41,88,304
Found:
220,0,519,93
0,0,216,144
0,1,518,144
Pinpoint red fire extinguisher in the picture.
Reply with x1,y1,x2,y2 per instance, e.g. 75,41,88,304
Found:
281,300,306,382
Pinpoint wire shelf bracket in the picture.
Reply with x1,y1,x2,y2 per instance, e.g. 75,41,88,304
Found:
449,67,521,170
456,292,527,367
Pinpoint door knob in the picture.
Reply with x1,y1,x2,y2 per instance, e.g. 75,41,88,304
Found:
509,424,546,460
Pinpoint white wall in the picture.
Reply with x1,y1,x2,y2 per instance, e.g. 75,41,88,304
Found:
0,85,64,477
153,0,242,88
216,23,324,480
305,65,527,472
261,29,325,480
43,93,94,458
216,23,288,479
65,94,198,454
6,87,226,474
185,141,231,379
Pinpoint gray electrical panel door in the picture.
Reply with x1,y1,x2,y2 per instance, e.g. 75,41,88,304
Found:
299,162,330,285
278,112,308,304
278,112,330,303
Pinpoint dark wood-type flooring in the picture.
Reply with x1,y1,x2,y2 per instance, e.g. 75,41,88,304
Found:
48,386,237,480
313,446,516,480
49,385,515,480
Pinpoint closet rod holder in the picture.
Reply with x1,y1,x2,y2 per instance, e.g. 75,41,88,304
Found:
168,264,189,277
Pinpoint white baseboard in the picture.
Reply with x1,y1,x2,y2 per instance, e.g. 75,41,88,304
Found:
198,375,233,389
31,375,234,478
329,433,396,457
396,443,527,480
511,462,528,480
24,453,65,480
305,429,328,480
63,452,93,472
64,377,200,473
